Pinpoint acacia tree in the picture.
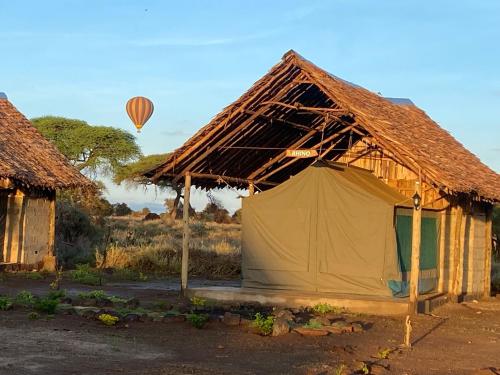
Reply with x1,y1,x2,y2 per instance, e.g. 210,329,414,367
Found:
113,153,184,219
31,116,142,178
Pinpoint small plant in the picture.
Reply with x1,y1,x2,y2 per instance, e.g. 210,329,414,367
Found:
108,295,129,304
190,296,206,308
334,364,347,375
28,311,40,320
47,290,66,301
377,348,391,359
312,302,341,315
303,319,323,329
98,313,120,326
50,267,64,290
186,313,209,329
358,362,369,375
252,312,275,336
0,296,13,311
78,290,108,300
70,264,101,286
34,297,59,314
15,291,36,307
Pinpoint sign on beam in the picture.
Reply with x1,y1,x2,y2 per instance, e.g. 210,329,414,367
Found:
285,149,318,158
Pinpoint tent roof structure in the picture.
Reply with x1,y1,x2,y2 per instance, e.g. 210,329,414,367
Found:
0,96,92,190
146,50,499,202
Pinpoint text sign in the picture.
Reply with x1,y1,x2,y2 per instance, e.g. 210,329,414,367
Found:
285,149,318,158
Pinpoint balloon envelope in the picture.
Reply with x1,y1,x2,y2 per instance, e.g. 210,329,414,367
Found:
126,96,154,132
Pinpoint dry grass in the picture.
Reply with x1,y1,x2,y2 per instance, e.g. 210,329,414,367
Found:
96,217,241,279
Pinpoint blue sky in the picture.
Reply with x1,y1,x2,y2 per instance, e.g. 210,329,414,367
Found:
1,0,499,212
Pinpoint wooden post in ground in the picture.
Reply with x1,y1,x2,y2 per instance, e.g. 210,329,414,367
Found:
408,179,422,316
181,172,191,295
248,181,255,196
42,192,57,272
451,204,464,301
483,205,493,299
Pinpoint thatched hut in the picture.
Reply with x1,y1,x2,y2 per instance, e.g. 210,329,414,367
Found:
145,51,499,313
0,93,91,270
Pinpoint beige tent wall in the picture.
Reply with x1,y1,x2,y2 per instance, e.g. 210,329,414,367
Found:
242,164,405,297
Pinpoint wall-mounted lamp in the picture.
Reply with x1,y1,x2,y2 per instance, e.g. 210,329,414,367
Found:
412,192,421,210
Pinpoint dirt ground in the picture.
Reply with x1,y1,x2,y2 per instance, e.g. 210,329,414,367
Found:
0,276,499,375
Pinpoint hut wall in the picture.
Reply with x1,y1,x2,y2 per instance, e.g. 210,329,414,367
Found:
462,207,486,296
1,188,52,268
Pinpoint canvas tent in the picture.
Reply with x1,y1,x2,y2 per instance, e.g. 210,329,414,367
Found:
242,161,407,296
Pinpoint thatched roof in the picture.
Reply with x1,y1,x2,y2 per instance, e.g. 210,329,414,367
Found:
147,50,500,202
0,96,92,190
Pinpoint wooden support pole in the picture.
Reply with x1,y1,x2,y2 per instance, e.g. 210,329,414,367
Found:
483,205,493,299
181,172,191,295
248,182,255,196
48,194,56,257
408,178,422,316
451,204,464,301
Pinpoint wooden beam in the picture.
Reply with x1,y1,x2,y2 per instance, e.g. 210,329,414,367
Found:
181,172,191,295
248,181,255,196
248,118,343,180
252,122,362,182
169,75,309,183
408,178,423,315
255,130,349,183
451,204,464,301
160,172,278,187
243,109,320,133
483,205,493,298
261,100,348,115
151,61,298,180
48,194,56,257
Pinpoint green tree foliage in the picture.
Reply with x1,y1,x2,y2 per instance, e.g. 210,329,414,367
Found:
114,153,184,220
112,203,133,216
113,153,168,185
31,116,141,177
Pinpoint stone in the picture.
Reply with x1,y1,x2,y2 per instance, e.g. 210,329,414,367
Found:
293,327,329,336
146,312,165,322
273,309,295,322
223,312,241,326
326,321,354,334
272,317,290,336
351,322,364,332
56,303,75,315
311,316,330,326
74,306,100,319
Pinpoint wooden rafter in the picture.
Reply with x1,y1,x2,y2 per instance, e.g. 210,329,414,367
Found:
243,109,320,133
151,61,299,181
261,100,349,115
168,73,309,183
248,116,343,180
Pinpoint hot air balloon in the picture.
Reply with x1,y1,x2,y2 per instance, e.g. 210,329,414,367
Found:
126,96,154,133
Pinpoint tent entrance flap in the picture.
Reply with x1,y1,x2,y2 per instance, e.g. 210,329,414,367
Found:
389,209,439,296
242,163,406,297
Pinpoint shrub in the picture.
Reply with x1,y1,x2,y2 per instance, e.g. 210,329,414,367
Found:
15,291,35,307
70,264,102,285
303,319,323,329
190,296,206,308
113,203,132,216
56,200,104,268
98,313,120,326
78,290,108,300
34,297,59,314
47,290,66,301
0,296,13,311
312,303,341,315
252,313,275,336
28,312,40,320
186,313,209,329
